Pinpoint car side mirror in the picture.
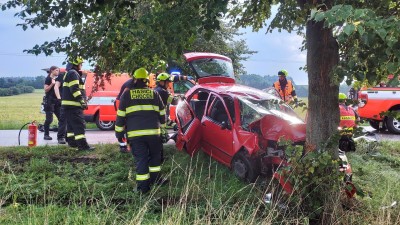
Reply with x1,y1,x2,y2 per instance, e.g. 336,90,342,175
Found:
221,121,231,130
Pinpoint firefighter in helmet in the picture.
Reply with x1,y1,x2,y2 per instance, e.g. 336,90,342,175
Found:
62,56,95,151
273,69,298,106
115,67,168,194
338,93,358,152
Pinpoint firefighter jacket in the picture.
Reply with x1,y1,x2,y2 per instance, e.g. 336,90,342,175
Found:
61,69,86,109
273,79,296,102
115,88,166,140
154,85,173,105
339,104,356,131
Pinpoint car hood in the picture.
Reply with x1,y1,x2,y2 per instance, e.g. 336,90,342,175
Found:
248,110,306,143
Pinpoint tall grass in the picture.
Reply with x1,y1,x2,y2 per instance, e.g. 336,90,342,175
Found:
1,142,399,224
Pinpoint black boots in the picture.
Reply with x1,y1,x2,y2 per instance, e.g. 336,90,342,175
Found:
77,139,95,151
66,137,78,148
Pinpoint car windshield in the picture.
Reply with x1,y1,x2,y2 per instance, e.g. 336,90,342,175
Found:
238,97,295,129
190,58,234,78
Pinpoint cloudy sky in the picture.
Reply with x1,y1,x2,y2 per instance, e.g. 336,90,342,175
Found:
0,3,308,85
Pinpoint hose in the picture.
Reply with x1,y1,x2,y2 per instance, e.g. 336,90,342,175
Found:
18,122,32,146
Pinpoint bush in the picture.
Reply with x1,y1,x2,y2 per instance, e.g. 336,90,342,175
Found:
0,85,35,96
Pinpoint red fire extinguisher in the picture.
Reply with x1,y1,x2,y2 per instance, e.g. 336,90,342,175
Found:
28,121,38,147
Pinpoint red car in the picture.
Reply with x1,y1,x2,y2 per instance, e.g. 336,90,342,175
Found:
174,52,307,183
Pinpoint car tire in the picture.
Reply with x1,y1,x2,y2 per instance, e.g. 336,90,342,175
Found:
386,111,400,134
231,150,260,183
95,115,115,131
369,120,386,131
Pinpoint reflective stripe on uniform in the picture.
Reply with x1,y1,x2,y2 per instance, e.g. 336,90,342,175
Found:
67,132,74,137
161,123,166,128
126,105,160,114
115,125,125,132
127,129,161,137
167,95,174,104
73,90,82,97
340,116,355,120
149,166,161,172
136,173,150,181
62,100,81,106
75,134,85,140
160,109,166,116
64,80,79,87
117,110,126,117
79,84,85,89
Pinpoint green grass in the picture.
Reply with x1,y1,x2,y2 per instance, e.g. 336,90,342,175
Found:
0,89,96,130
1,142,399,224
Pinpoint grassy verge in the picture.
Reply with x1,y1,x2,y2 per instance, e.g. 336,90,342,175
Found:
1,142,399,224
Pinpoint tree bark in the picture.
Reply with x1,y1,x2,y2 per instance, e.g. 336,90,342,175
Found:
306,19,339,151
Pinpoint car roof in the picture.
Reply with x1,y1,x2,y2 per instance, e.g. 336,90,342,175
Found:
193,82,278,101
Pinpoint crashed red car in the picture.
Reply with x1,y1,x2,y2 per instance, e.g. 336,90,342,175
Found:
174,52,307,182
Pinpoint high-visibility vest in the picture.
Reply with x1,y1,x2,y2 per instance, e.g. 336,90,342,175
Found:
339,104,356,130
273,80,294,102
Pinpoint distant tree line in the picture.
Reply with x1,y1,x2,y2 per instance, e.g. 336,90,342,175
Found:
0,76,45,96
238,74,351,97
0,76,45,89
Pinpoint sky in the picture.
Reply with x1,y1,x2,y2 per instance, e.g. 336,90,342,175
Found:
0,3,308,85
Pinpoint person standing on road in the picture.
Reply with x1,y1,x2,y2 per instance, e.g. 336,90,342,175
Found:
53,65,71,144
115,67,168,194
273,69,298,106
338,93,359,152
62,57,94,151
43,66,62,141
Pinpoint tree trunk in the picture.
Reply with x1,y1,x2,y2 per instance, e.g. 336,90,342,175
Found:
306,19,339,151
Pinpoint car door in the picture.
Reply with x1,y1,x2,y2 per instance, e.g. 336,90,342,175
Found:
175,99,202,156
201,94,234,166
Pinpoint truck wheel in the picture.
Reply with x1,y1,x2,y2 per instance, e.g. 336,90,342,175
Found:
369,120,386,131
231,150,260,183
386,111,400,134
95,116,115,131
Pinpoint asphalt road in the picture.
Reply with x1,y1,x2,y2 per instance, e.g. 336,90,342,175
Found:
0,126,398,147
0,129,176,147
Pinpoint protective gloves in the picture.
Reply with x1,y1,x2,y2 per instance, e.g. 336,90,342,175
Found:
161,128,169,143
80,99,88,110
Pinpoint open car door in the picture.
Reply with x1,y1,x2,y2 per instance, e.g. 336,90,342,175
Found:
175,99,202,156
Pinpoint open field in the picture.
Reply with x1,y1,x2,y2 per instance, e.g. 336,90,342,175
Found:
0,90,96,130
0,141,399,224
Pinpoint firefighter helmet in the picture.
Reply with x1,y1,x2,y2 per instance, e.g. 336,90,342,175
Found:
339,93,347,100
70,56,84,65
157,73,171,81
134,68,149,79
278,69,288,76
156,60,167,71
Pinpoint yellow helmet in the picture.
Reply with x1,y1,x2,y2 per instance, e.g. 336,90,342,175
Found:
157,72,171,81
70,56,84,65
278,69,288,76
134,68,149,79
338,93,347,100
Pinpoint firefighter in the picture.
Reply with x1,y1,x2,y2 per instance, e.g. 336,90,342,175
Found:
273,69,298,106
115,67,168,194
62,56,95,151
338,93,358,152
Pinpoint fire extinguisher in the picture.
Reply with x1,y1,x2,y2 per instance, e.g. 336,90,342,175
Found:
18,120,37,147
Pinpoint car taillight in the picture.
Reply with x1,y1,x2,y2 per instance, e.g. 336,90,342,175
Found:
358,92,368,108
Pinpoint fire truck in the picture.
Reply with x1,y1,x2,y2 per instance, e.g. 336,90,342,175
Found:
357,75,400,134
83,72,194,130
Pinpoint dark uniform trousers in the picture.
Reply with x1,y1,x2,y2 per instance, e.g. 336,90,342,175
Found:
65,107,87,145
130,135,162,192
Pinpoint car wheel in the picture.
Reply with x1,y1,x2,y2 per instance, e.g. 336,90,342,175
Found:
95,116,115,131
369,120,386,131
386,111,400,134
231,151,260,183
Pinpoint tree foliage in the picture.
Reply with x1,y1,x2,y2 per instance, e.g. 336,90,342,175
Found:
1,0,254,74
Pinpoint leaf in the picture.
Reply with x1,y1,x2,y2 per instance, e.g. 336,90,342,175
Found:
314,12,325,22
357,25,365,36
376,28,387,40
308,167,315,174
387,62,397,74
343,24,355,35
